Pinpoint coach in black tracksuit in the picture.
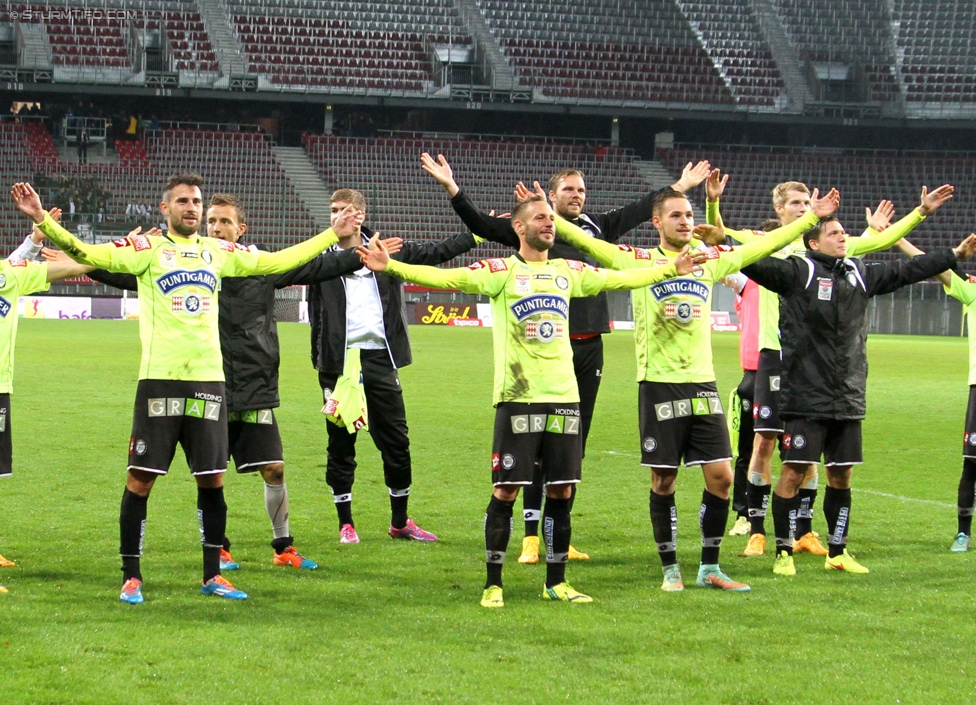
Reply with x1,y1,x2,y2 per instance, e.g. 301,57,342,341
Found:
298,192,479,544
419,152,710,559
741,215,974,572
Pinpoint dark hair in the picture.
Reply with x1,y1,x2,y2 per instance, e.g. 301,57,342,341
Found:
802,216,840,249
209,193,246,224
511,195,547,222
651,188,689,217
760,218,781,232
162,173,203,201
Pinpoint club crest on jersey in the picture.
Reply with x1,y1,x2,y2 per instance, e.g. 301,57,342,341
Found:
156,269,218,295
555,275,569,290
0,274,6,288
515,274,531,294
172,293,210,316
525,317,563,343
0,295,10,318
664,301,702,323
202,249,213,264
511,294,569,322
649,279,709,303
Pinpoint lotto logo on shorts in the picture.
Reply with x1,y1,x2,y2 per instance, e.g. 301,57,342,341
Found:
654,397,722,421
148,398,221,421
491,453,501,471
664,301,702,323
510,414,580,435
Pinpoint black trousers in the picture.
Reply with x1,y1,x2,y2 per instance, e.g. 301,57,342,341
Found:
571,336,604,459
733,369,756,514
319,349,411,492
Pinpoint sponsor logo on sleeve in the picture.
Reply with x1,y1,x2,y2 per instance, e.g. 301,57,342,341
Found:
131,234,151,251
566,260,584,271
217,239,236,252
487,258,508,272
969,275,976,284
9,260,27,267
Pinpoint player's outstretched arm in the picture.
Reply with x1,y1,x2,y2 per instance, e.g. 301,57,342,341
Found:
358,236,499,296
733,188,839,271
274,236,404,287
553,214,633,269
893,238,953,287
593,246,708,293
866,233,974,297
849,185,954,257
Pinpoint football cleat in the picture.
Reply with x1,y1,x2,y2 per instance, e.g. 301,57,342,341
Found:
950,532,970,553
219,548,239,571
793,531,829,556
740,533,766,557
0,585,7,593
201,575,248,600
772,550,796,576
389,519,438,542
661,564,684,592
0,553,16,568
339,524,360,544
696,565,751,592
119,577,144,605
480,585,504,608
542,582,593,603
518,535,540,564
273,546,318,570
728,515,750,536
567,544,590,561
824,549,869,574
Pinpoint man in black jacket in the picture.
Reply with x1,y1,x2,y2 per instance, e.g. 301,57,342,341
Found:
421,151,710,562
86,194,373,571
742,215,976,576
307,188,480,545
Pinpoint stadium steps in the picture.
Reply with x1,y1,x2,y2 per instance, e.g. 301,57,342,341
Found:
452,0,516,91
271,146,333,231
747,0,813,112
19,22,52,69
635,159,705,223
197,0,248,77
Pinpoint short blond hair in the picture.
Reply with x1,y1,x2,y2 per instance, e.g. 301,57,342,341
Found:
330,188,366,211
771,181,809,209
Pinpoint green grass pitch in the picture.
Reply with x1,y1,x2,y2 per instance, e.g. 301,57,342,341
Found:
1,320,972,703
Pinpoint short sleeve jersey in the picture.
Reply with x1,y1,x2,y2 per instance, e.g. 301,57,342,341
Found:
106,232,268,381
0,259,50,393
946,274,976,385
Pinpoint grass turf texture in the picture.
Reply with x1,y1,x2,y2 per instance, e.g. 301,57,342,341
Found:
0,320,970,703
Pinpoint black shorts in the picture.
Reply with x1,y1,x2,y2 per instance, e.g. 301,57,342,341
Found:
638,381,732,469
781,418,862,466
491,402,582,487
228,408,283,472
128,380,228,476
0,394,12,477
753,349,783,433
963,386,976,459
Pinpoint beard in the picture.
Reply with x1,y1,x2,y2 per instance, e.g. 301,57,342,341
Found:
169,218,197,236
525,229,553,252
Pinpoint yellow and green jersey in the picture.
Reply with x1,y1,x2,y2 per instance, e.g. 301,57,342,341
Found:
37,213,337,381
555,210,820,383
707,200,927,352
385,252,678,404
946,273,976,385
0,259,49,393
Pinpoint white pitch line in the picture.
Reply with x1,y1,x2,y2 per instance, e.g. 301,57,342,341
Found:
601,452,955,508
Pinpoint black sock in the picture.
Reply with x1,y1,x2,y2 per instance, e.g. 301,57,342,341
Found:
332,487,353,529
649,491,678,567
699,490,728,565
197,486,227,582
958,460,976,535
566,483,577,515
543,497,571,588
771,492,799,556
221,536,232,551
522,471,543,536
485,496,514,589
271,536,293,554
823,486,852,558
796,487,817,536
747,481,770,535
389,488,409,529
119,489,148,582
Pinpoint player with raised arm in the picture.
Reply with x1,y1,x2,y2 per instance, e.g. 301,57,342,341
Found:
551,184,840,592
0,213,117,590
358,195,704,606
893,237,976,554
705,173,953,558
741,218,976,575
421,151,711,563
11,176,348,604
